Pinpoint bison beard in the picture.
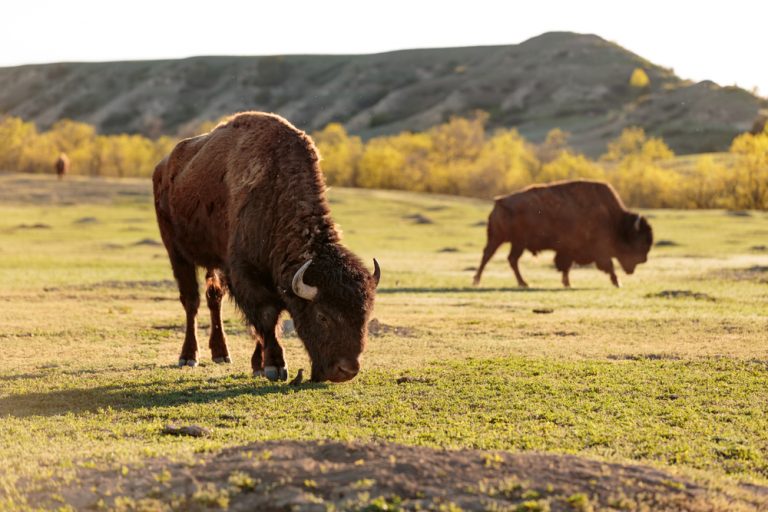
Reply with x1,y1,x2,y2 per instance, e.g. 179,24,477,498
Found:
473,180,653,288
152,112,380,383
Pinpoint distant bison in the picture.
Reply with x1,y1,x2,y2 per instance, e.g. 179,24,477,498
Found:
473,180,653,288
54,153,69,180
152,112,380,383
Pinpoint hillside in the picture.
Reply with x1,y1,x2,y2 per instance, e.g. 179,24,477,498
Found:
0,32,764,156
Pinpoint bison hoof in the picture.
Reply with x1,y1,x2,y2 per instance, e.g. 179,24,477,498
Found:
213,356,231,364
264,366,288,382
178,358,198,368
253,369,265,378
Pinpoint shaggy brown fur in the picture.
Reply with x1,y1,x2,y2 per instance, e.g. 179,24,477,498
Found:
473,180,653,288
152,112,379,382
54,153,69,180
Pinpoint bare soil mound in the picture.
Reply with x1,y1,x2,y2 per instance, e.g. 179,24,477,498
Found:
23,440,766,511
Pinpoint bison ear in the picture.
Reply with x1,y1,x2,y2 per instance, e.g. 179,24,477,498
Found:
372,258,381,288
292,260,319,301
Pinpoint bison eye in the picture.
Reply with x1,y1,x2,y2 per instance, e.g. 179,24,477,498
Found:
316,312,329,324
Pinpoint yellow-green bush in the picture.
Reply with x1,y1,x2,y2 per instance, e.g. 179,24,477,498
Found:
629,68,650,89
538,151,605,183
676,155,732,209
729,127,768,209
312,123,363,187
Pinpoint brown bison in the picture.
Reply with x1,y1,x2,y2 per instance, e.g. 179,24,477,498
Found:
54,153,69,180
473,180,652,288
152,112,380,383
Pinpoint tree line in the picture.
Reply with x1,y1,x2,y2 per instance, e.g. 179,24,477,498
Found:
0,113,765,209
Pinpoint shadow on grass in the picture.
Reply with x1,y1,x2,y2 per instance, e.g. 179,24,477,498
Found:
0,374,326,418
377,286,590,294
0,363,162,383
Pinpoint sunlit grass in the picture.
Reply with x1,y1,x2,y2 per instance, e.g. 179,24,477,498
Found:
0,173,767,508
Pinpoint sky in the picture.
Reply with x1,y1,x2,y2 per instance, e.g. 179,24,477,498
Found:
2,0,766,97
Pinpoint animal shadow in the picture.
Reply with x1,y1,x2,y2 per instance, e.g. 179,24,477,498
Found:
0,373,327,418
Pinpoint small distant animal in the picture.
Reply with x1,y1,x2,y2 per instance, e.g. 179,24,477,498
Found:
54,153,70,180
153,112,380,383
289,368,304,386
473,180,653,288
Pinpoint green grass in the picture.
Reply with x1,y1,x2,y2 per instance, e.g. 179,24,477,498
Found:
1,173,767,508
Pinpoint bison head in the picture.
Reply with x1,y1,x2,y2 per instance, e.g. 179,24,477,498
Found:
288,256,380,383
617,213,653,274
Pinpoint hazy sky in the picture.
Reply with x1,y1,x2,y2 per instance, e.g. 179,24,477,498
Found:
3,0,766,96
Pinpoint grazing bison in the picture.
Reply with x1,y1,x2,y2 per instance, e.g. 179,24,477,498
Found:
473,180,653,288
54,153,69,180
152,112,380,383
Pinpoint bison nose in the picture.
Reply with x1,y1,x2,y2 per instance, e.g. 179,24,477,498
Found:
329,358,360,382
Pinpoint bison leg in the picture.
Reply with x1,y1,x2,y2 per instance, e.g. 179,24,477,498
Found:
250,327,265,377
205,268,231,363
554,253,573,288
596,258,621,288
172,256,200,367
253,306,287,381
229,262,288,381
507,246,528,288
473,239,503,286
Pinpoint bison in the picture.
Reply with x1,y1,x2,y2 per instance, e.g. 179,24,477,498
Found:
152,112,380,383
472,180,652,288
54,153,69,180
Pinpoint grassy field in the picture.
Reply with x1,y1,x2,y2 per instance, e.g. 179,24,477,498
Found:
0,173,767,511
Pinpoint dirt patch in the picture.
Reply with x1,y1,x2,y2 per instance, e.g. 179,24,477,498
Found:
152,324,185,332
647,290,717,301
532,308,555,314
608,353,683,361
133,238,163,247
437,247,459,253
74,216,99,224
726,210,752,217
162,424,213,438
14,222,51,229
528,330,578,337
655,239,679,247
715,266,768,284
403,213,433,225
395,376,434,385
751,245,767,252
19,440,766,511
368,318,416,337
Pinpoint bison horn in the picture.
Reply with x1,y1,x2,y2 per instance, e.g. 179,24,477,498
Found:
634,215,642,231
292,260,318,301
372,258,381,287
